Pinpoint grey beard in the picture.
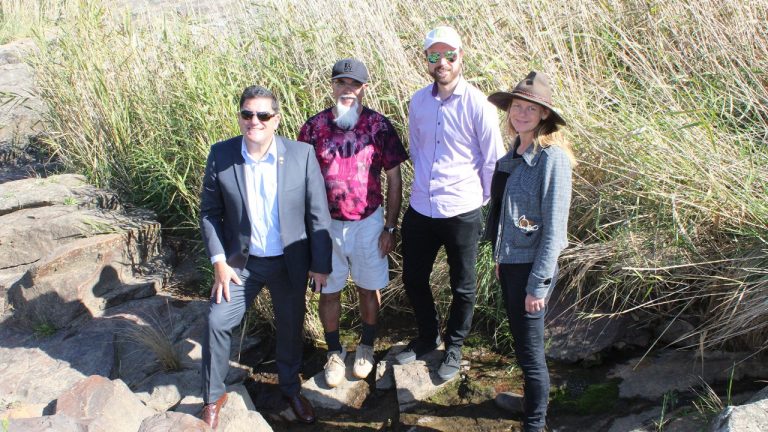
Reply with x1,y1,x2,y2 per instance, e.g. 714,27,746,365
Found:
334,99,360,130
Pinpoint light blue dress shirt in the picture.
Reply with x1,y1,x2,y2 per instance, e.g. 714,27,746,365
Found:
210,138,283,264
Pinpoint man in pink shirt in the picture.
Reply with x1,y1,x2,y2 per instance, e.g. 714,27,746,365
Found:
299,58,408,388
396,26,505,381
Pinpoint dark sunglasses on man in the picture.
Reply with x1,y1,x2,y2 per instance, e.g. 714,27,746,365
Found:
240,110,278,122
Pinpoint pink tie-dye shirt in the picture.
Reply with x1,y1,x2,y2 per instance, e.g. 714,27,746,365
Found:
298,107,408,221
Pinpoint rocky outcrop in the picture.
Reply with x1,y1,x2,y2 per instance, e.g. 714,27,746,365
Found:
543,286,654,364
0,174,163,325
55,376,155,432
711,386,768,432
0,172,274,428
609,351,768,399
0,39,46,167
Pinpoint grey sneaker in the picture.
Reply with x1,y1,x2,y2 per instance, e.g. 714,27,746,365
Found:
494,391,525,414
437,346,461,381
395,336,441,365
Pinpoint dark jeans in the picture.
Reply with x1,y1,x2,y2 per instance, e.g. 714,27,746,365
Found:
499,262,557,432
202,255,306,403
401,206,482,348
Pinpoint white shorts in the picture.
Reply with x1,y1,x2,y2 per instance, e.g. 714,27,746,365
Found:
324,207,389,294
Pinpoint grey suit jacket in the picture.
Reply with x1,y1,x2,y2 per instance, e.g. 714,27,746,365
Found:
200,135,332,288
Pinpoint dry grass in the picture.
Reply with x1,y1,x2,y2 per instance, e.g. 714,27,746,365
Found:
122,301,183,372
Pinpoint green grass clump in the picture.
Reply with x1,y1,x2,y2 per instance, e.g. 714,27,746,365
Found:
3,0,765,352
551,380,620,415
32,321,57,338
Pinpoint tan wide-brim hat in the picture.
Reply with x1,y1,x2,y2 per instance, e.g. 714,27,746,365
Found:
488,71,566,126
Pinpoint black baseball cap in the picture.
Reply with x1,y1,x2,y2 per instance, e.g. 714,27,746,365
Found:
331,58,369,84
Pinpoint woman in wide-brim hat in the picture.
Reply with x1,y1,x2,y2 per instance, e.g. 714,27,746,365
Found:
483,71,576,432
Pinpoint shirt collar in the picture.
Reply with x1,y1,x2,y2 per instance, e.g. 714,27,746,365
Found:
517,136,543,167
497,136,543,171
430,76,468,99
241,137,277,165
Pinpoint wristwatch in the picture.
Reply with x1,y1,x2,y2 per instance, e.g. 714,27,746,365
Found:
383,226,398,234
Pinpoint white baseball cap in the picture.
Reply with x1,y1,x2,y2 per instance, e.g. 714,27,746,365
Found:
423,26,462,50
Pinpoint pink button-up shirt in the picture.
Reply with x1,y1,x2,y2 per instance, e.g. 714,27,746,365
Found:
408,77,505,218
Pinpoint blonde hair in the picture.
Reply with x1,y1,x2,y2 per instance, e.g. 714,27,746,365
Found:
505,103,577,168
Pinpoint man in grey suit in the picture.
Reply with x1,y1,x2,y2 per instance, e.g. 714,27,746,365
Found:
199,85,332,428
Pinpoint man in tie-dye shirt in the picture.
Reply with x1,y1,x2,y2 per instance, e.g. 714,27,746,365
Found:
298,58,408,387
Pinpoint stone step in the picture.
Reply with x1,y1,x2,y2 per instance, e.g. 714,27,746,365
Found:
302,350,371,410
392,346,465,413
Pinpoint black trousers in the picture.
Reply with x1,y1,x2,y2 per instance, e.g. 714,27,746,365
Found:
499,262,557,432
401,206,482,348
202,255,306,403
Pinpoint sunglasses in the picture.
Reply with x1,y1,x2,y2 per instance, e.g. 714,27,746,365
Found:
240,110,277,122
426,50,458,64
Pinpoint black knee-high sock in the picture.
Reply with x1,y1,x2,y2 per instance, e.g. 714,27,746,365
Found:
325,330,342,353
360,323,376,347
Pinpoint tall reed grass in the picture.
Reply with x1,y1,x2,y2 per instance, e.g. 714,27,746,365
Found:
5,0,766,352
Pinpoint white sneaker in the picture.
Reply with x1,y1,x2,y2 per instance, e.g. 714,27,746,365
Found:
324,347,347,388
352,344,374,379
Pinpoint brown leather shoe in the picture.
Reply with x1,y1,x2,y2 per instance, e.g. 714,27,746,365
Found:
287,393,316,424
201,393,228,429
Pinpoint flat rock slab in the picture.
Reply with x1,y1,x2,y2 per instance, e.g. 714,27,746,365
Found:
0,202,162,323
55,375,155,432
0,174,118,216
0,176,163,326
0,173,158,276
376,342,445,390
609,350,768,399
0,343,91,406
0,205,160,272
0,401,47,421
0,313,121,405
606,407,662,432
9,232,162,328
134,369,203,412
0,295,220,408
139,411,212,431
6,415,86,431
175,384,272,432
302,353,370,410
392,348,460,412
544,303,651,364
376,343,405,390
399,412,519,432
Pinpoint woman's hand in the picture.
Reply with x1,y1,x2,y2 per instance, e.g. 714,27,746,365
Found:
524,294,546,314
